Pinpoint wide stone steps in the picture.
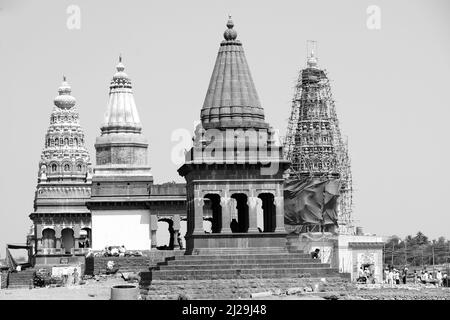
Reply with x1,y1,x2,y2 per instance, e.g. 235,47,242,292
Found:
152,267,341,280
167,253,312,260
7,269,36,288
193,247,293,253
157,263,330,271
162,258,321,266
141,276,352,300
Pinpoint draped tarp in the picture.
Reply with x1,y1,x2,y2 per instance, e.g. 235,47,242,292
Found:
5,244,33,271
284,177,341,227
5,248,18,271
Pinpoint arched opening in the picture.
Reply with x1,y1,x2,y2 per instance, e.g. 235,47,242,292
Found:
203,218,212,233
231,193,249,233
64,164,70,172
258,193,276,232
61,228,75,254
203,194,222,233
79,227,91,248
42,228,56,249
51,164,57,172
179,219,187,250
156,219,174,250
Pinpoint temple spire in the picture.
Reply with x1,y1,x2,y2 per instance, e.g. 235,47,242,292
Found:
201,17,267,129
101,57,142,134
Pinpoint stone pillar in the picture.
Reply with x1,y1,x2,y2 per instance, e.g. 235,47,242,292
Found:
55,226,62,252
247,197,260,233
173,214,181,249
274,196,286,233
36,224,43,254
73,225,80,250
193,198,205,234
150,215,158,249
220,197,232,233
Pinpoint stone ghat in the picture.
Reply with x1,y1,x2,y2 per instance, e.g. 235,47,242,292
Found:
5,269,36,289
148,247,347,281
141,276,353,300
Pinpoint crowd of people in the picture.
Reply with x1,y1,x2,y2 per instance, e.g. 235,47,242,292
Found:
383,265,449,287
357,266,375,284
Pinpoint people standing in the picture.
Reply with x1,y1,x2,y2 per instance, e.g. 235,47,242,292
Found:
402,267,408,284
384,267,389,284
436,270,442,287
72,268,79,285
388,268,394,287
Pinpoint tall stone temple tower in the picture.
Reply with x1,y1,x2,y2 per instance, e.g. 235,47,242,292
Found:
30,78,92,259
178,18,290,253
283,41,354,234
87,58,154,250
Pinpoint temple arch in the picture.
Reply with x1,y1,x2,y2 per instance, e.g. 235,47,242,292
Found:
80,227,91,248
203,193,222,233
258,193,276,232
42,228,56,249
61,228,74,254
157,218,174,250
230,193,249,233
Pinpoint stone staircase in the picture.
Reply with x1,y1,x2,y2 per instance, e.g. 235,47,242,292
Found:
7,269,36,289
142,276,352,300
149,247,345,281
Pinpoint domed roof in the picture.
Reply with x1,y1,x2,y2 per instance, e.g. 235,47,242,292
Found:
101,56,142,134
223,16,237,41
54,76,76,109
201,17,268,130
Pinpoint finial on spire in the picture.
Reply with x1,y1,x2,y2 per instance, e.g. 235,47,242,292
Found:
54,76,75,109
224,15,237,41
306,40,318,68
116,55,125,72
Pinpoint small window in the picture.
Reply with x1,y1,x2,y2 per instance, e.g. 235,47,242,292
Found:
64,164,70,172
77,164,82,172
52,164,57,172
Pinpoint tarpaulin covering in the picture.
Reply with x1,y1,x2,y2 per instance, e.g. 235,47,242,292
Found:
5,248,18,271
284,177,341,227
5,244,33,271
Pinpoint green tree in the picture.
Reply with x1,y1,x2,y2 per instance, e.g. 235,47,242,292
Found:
412,231,429,246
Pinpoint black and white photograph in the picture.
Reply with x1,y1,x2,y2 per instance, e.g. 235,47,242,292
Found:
0,0,449,310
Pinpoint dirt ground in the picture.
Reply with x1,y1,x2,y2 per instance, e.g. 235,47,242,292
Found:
1,278,449,300
0,276,128,300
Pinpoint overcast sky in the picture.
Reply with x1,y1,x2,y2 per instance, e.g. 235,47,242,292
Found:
0,0,449,257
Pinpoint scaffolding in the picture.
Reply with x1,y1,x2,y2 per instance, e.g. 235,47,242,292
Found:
283,41,354,234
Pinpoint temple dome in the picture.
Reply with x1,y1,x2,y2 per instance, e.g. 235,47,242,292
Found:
54,77,76,109
101,57,142,134
201,17,268,130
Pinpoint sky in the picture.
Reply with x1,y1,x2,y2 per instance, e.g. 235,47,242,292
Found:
0,0,449,258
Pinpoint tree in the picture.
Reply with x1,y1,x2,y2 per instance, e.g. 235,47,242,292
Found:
413,231,429,246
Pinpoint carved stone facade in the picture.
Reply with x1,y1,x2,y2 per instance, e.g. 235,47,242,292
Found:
178,19,290,253
30,78,93,260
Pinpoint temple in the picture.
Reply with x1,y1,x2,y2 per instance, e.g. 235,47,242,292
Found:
16,18,384,289
29,78,92,264
283,40,353,234
178,17,290,253
87,57,154,250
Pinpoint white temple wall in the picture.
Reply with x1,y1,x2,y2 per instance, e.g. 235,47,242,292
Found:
91,209,151,250
336,234,383,283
